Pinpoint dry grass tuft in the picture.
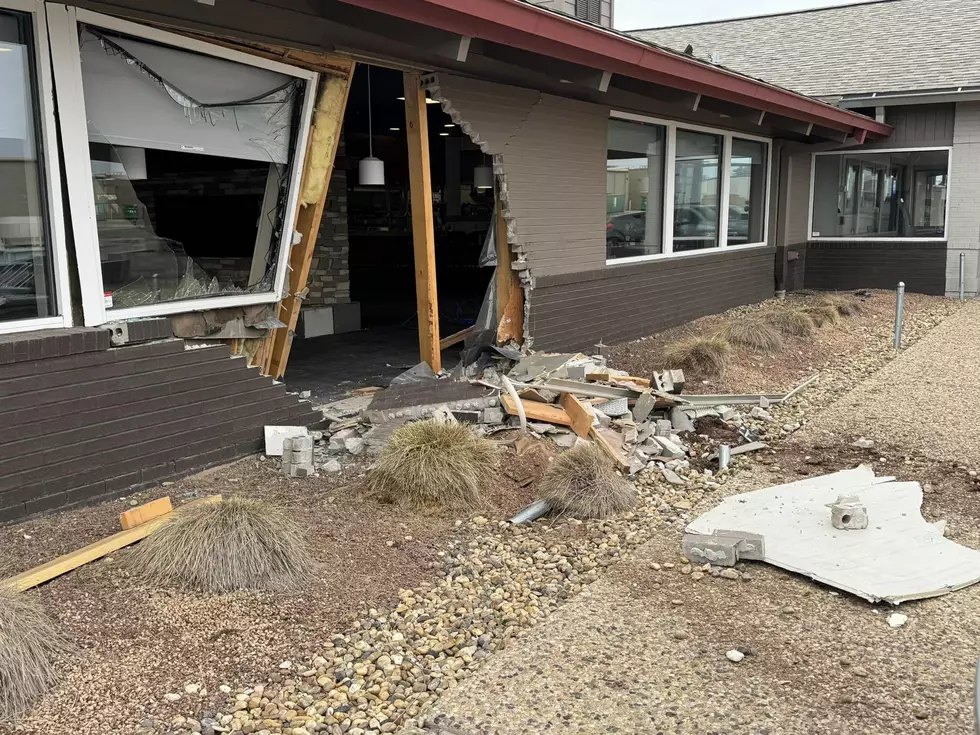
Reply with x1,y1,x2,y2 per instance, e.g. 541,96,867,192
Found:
662,335,732,377
0,589,70,720
802,304,845,327
764,307,817,337
130,498,313,593
819,293,864,317
538,443,636,519
714,318,784,353
367,420,499,511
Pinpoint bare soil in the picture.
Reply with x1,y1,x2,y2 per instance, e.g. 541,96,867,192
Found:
0,442,551,735
607,290,947,395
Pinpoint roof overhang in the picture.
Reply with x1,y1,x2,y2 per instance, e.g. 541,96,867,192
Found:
834,86,980,109
337,0,892,140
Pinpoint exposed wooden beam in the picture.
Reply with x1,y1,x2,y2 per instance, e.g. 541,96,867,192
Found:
267,62,355,378
439,325,477,350
495,193,524,345
405,71,441,373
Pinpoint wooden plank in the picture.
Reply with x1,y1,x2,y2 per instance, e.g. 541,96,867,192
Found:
439,324,477,351
501,394,572,427
495,193,524,344
404,71,441,373
589,426,631,472
266,64,355,378
119,496,173,531
587,373,651,388
560,393,594,439
3,496,222,593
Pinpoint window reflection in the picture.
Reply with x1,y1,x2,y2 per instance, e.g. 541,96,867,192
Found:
673,130,721,252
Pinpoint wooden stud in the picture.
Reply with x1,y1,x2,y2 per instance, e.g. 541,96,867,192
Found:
264,65,355,378
559,393,594,439
500,395,573,427
589,426,631,471
495,191,524,344
439,325,477,350
404,71,441,373
119,496,173,531
3,497,222,593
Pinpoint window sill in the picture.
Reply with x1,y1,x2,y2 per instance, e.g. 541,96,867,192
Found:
103,291,279,324
606,241,771,267
0,315,72,336
808,237,946,242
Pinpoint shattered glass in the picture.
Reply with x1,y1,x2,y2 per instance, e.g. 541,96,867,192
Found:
78,24,304,309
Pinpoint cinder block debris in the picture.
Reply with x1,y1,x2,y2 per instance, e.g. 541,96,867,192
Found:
282,435,314,478
669,407,695,433
632,391,657,423
654,436,686,459
750,406,773,422
655,419,673,437
682,530,766,567
827,495,869,530
716,405,737,421
265,426,310,457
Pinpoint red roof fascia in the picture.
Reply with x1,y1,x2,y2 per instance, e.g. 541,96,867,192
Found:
337,0,892,137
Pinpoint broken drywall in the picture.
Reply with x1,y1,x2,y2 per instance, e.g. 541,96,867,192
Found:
687,466,980,604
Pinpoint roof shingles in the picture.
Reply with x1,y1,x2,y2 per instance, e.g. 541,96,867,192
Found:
632,0,980,98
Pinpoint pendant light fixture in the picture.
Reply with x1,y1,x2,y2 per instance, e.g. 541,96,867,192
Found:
359,66,385,186
473,152,493,190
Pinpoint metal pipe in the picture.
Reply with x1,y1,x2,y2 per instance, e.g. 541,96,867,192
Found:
894,281,906,349
510,499,551,524
718,444,732,470
961,252,967,302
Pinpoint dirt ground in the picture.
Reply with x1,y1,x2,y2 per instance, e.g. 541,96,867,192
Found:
607,290,947,394
0,442,553,735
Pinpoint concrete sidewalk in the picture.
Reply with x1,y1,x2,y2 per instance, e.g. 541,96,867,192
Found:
800,298,980,464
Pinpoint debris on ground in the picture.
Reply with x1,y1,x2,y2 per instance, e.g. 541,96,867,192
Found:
129,497,313,593
686,465,980,604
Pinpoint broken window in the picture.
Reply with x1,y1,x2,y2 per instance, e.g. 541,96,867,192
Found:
0,8,59,325
811,149,949,239
60,16,313,316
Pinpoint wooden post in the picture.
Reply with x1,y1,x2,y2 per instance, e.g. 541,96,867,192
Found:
495,189,524,344
265,64,355,378
404,71,441,373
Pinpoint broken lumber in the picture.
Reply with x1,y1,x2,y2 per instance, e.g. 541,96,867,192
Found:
439,325,478,350
560,393,594,439
119,496,173,531
587,373,651,387
3,496,222,593
589,426,631,472
501,394,572,427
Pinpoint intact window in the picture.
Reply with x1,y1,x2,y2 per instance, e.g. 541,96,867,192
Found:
673,129,722,252
729,138,768,245
606,118,666,260
811,149,949,239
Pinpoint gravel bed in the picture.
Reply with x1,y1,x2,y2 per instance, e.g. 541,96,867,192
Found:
0,294,960,735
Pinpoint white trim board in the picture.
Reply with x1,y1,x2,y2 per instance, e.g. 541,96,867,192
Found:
0,0,73,335
47,4,318,326
606,109,773,267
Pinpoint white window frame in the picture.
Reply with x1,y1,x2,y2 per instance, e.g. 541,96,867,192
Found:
808,146,953,242
0,0,73,335
47,5,318,326
606,110,773,267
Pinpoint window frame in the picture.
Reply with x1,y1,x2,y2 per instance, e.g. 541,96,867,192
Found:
0,0,73,335
606,110,772,267
47,4,319,327
807,146,953,242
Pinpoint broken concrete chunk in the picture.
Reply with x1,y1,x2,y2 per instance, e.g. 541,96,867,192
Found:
716,405,737,421
668,369,685,394
661,468,685,486
851,437,875,449
264,426,310,457
344,437,366,456
682,534,740,566
321,459,342,473
482,407,504,424
632,391,657,424
551,431,578,449
654,419,673,438
713,530,766,561
654,436,686,459
828,495,869,530
759,395,771,408
669,407,695,433
299,390,312,400
594,397,629,417
750,406,773,422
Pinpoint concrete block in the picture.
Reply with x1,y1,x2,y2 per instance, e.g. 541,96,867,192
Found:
482,407,504,424
682,534,740,566
713,530,766,560
654,436,686,459
655,420,673,437
828,495,868,530
670,407,695,433
716,405,737,421
750,406,773,422
265,426,310,456
632,391,657,423
564,365,587,380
